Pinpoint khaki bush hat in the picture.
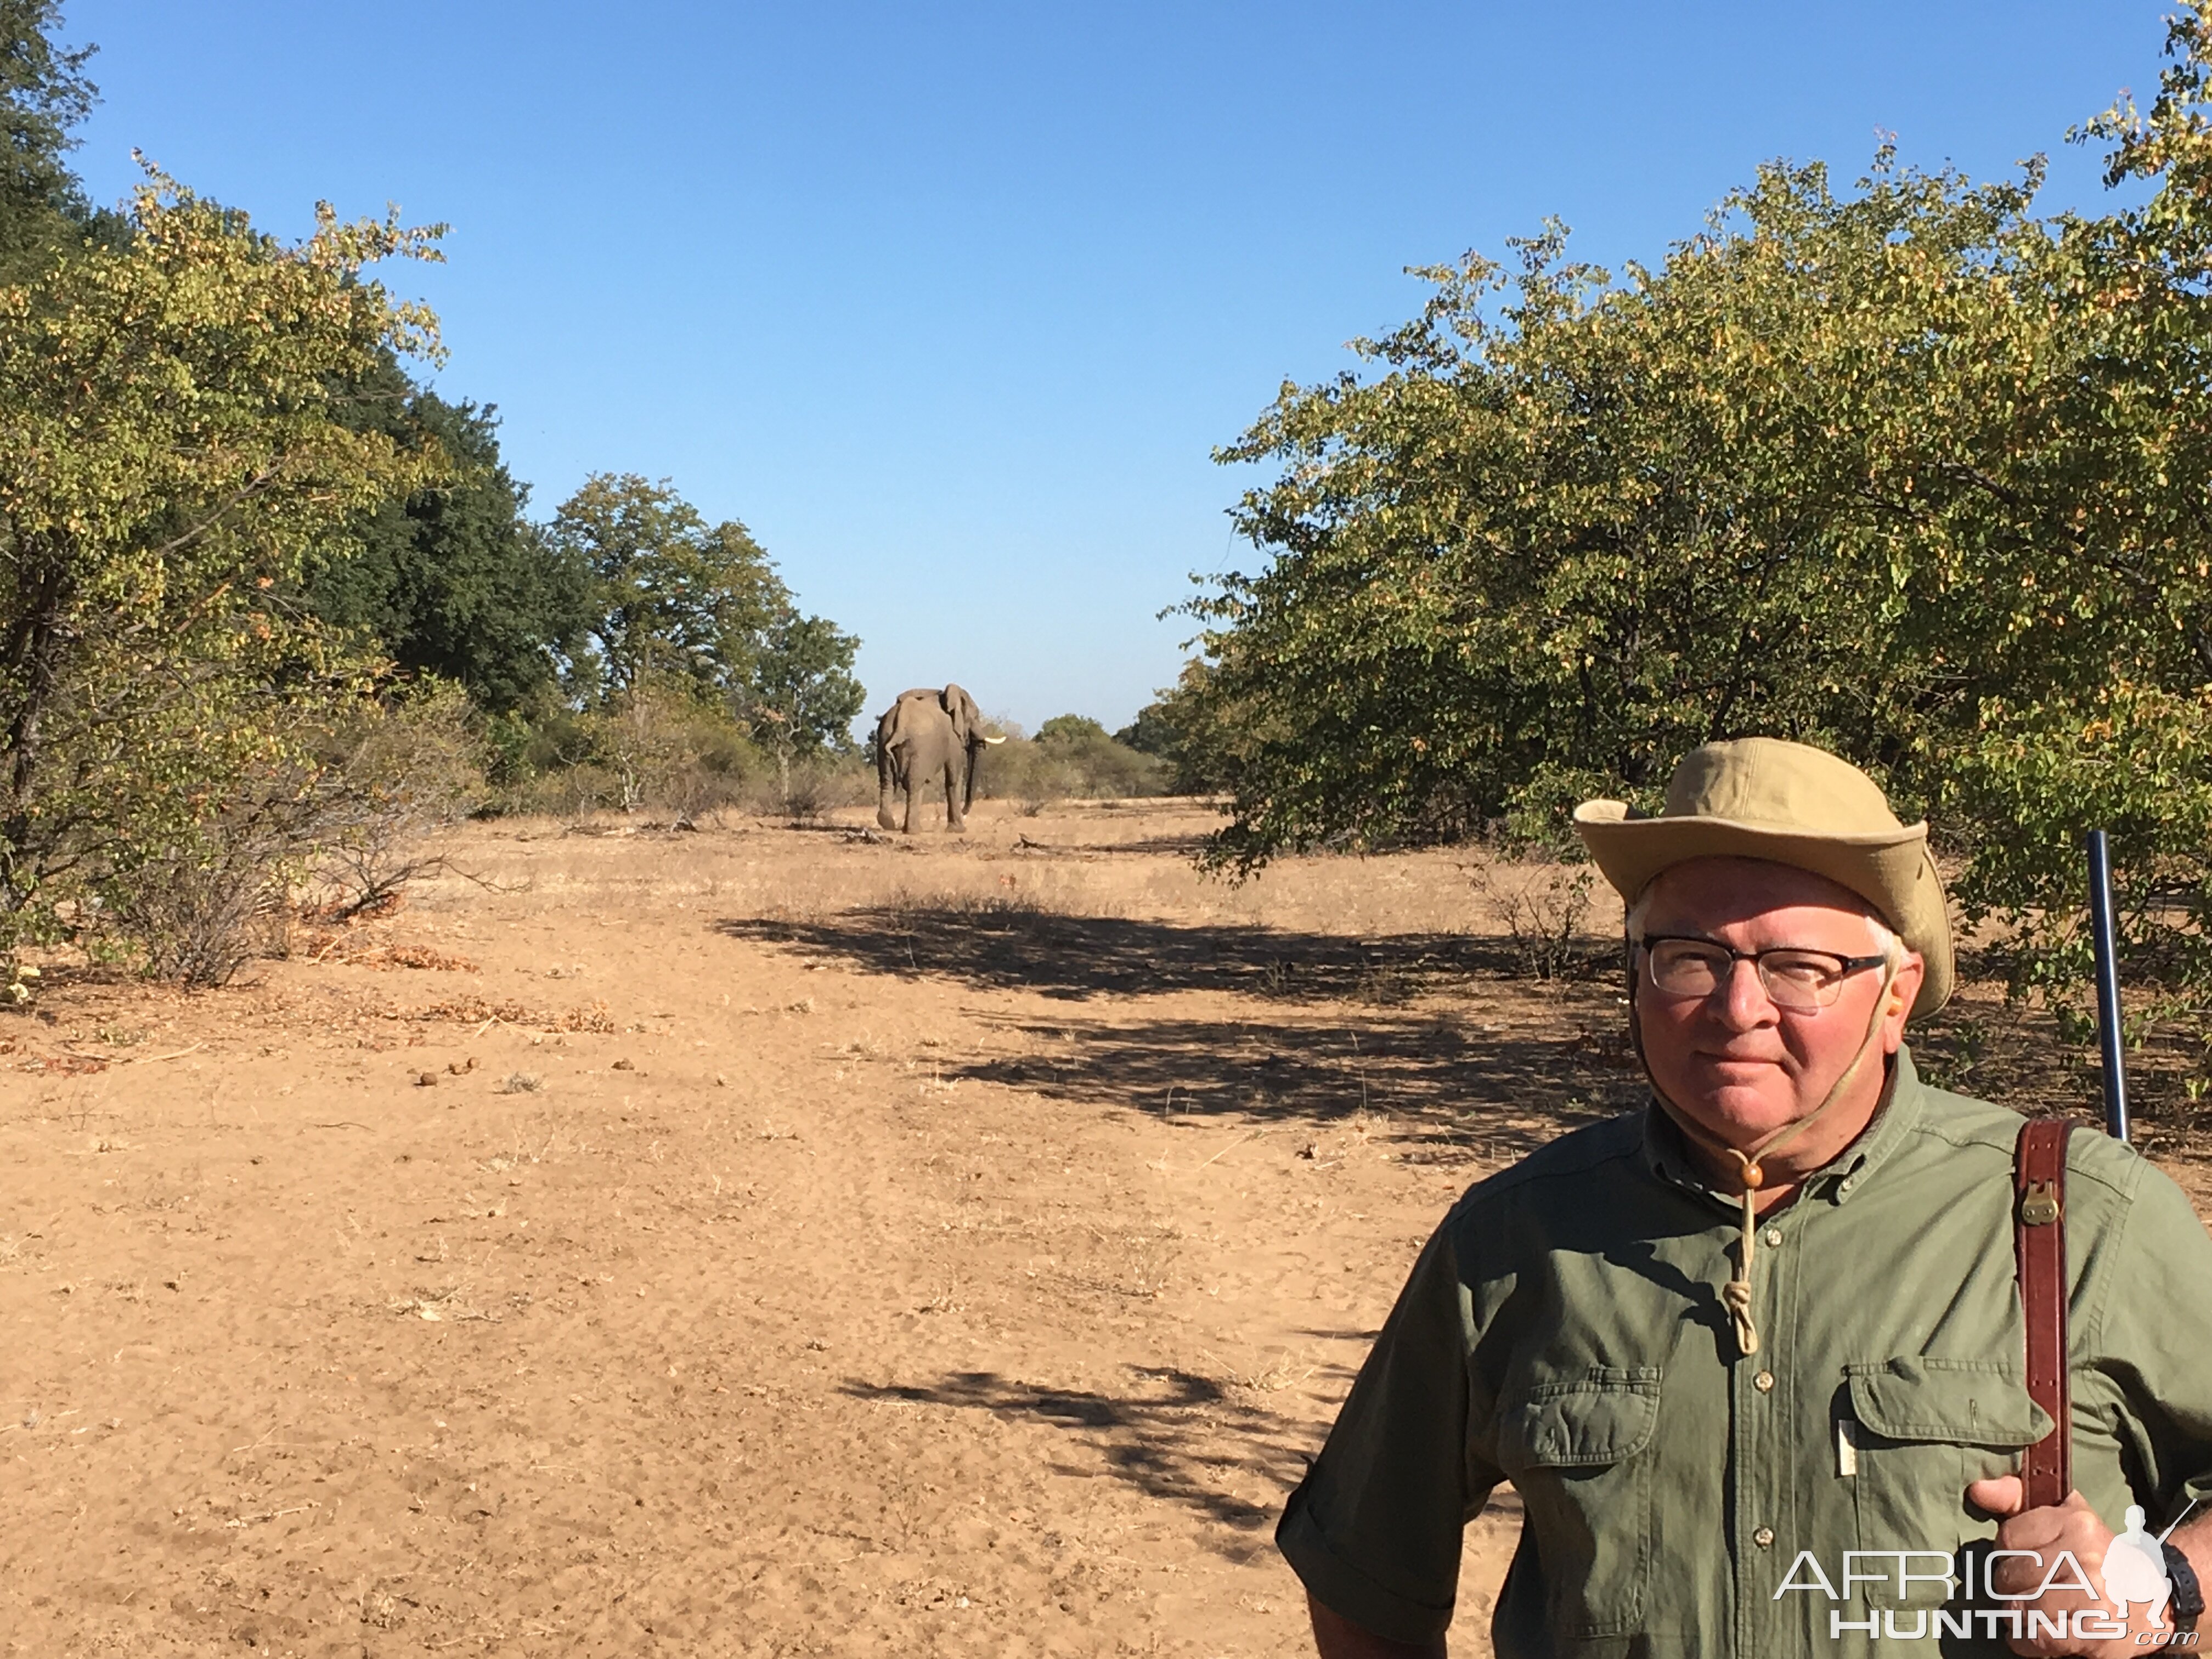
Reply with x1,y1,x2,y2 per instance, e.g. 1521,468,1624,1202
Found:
1572,737,1953,1018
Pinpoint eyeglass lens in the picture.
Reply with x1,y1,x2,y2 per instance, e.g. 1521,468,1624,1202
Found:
1646,941,1850,1010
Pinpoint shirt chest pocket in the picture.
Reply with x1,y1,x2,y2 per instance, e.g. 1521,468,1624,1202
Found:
1845,1358,2051,1607
1496,1370,1662,1639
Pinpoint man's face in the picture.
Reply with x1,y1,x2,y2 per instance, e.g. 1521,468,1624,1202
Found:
1633,856,1924,1147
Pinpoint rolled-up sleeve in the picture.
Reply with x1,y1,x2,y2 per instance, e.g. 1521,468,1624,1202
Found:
1277,1218,1499,1645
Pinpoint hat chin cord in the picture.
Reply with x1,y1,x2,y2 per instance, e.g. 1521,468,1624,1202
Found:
1628,950,1900,1358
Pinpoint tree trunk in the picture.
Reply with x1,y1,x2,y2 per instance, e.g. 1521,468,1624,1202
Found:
0,537,76,907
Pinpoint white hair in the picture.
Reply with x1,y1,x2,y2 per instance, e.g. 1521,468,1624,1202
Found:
1624,876,1901,960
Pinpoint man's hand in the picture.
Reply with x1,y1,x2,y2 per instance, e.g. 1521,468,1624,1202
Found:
1307,1592,1447,1659
1965,1476,2132,1658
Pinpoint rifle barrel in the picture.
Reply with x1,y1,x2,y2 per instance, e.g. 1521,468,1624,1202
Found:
2087,829,2131,1142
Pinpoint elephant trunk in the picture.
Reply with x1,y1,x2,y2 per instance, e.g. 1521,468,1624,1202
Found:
962,733,1005,813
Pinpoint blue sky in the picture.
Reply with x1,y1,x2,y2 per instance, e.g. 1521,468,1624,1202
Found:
69,1,2172,732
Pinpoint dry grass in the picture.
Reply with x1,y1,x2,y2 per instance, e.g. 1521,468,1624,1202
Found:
406,800,1525,942
480,1108,588,1171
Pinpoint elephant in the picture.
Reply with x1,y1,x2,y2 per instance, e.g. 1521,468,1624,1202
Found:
874,684,1005,833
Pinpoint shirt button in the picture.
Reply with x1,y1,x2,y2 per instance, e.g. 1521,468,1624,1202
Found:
1754,1527,1776,1549
1754,1370,1775,1393
1763,1227,1783,1248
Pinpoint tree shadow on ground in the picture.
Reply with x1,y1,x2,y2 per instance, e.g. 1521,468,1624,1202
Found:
720,904,1637,1158
1006,832,1218,858
722,901,2179,1150
839,1365,1340,1545
843,1365,1526,1554
716,904,1605,1005
953,1009,1635,1157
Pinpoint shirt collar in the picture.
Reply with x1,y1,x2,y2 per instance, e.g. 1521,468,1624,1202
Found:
1638,1044,1928,1205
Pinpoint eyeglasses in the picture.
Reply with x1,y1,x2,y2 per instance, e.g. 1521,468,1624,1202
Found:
1638,934,1889,1012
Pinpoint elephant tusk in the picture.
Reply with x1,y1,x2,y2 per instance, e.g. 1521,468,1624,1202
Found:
981,735,1007,745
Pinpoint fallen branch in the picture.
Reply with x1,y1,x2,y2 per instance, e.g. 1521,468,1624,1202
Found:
130,1041,206,1065
223,1502,320,1528
1194,1128,1263,1171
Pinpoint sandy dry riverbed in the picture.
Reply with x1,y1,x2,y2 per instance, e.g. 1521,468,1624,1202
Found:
3,798,2204,1657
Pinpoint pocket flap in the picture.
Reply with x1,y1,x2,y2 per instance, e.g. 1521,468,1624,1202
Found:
1846,1357,2051,1446
1498,1370,1662,1472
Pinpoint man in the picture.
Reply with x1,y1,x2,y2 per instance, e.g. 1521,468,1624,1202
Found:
1278,738,2212,1658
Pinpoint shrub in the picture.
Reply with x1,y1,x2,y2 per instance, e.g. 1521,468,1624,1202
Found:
1471,857,1598,981
759,753,874,822
972,715,1169,805
501,678,762,822
94,681,488,984
307,683,488,917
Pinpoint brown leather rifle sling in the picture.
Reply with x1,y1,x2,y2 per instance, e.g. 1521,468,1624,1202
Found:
2014,1118,2074,1510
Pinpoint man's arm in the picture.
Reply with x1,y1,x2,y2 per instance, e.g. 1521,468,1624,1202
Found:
1966,1143,2212,1655
1280,1220,1489,1655
1962,1479,2209,1658
1309,1592,1447,1659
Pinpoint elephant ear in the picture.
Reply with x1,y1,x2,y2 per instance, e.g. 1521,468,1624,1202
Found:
941,684,978,746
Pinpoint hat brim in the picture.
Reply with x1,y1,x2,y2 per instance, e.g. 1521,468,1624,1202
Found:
1572,802,1954,1019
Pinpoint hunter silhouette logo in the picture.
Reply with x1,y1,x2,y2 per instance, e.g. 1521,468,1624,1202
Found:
2104,1506,2174,1629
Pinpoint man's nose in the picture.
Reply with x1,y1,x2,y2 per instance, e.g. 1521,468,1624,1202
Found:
1713,957,1776,1025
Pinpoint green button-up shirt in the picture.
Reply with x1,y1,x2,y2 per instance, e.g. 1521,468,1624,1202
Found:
1277,1049,2212,1656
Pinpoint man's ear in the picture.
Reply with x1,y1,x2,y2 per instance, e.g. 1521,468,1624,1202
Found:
1882,953,1926,1051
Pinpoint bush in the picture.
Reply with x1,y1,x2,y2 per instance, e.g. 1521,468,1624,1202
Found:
307,683,488,917
99,681,489,984
492,677,762,822
972,714,1169,807
746,752,876,822
1470,857,1598,981
103,827,291,986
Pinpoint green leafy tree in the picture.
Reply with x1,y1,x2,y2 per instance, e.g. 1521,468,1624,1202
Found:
0,162,445,951
1928,4,2212,1026
1201,154,2064,864
0,1,103,278
1117,660,1245,793
746,607,864,803
309,358,593,713
1037,714,1109,743
549,473,789,703
1111,706,1172,755
749,608,862,752
531,475,867,814
1192,2,2212,1044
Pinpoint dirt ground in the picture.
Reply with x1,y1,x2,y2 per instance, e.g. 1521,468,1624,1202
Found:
3,798,2206,1657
